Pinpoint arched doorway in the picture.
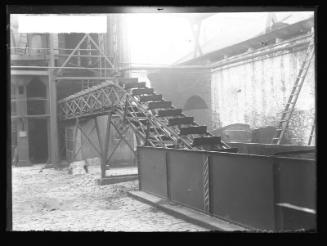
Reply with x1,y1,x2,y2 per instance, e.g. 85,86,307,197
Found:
184,95,211,129
184,95,208,111
26,78,48,163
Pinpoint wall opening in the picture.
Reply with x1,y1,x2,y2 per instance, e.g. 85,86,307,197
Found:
184,95,208,111
28,119,48,163
26,77,48,163
26,78,46,115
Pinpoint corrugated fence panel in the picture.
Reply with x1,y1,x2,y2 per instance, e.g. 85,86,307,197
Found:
167,150,206,212
138,147,168,198
210,153,275,230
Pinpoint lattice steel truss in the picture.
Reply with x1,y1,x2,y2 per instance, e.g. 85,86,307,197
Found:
58,78,236,152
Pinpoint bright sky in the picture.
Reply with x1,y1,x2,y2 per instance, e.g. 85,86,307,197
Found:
13,11,314,65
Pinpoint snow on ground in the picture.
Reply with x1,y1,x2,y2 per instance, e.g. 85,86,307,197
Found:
12,164,207,231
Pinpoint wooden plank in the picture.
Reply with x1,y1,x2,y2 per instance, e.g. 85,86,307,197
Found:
139,94,162,102
78,124,102,157
132,88,154,96
148,101,172,110
157,109,182,117
192,136,221,147
168,117,194,126
103,112,113,168
180,126,207,135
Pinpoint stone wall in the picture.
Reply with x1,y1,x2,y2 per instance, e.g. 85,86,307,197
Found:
211,36,315,145
148,69,213,130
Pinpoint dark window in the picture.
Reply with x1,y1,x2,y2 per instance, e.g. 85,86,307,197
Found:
11,102,16,114
18,86,24,95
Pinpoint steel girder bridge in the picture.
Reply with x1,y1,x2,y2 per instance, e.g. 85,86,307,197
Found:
58,77,238,178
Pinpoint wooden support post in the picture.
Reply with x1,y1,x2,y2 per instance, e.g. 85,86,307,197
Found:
72,118,80,162
102,111,113,177
48,33,60,164
144,119,150,146
94,117,105,178
94,117,104,154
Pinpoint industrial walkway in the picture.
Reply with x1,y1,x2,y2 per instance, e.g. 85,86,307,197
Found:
12,164,207,231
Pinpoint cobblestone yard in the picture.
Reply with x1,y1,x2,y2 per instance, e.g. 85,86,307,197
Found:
12,164,208,231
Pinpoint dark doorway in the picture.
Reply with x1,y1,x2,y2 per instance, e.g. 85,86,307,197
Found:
28,119,48,163
26,78,46,115
26,78,48,163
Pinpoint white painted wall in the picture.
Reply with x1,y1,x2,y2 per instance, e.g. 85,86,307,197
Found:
211,36,315,144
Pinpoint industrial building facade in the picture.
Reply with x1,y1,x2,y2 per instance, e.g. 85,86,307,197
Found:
149,17,315,145
10,14,129,166
9,11,316,232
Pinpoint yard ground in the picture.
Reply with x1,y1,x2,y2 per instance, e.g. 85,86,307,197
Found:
11,164,207,231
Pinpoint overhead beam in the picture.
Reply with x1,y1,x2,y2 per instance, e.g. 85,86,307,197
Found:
56,34,88,75
11,70,49,76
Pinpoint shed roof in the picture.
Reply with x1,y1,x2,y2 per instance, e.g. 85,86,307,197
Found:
177,16,314,65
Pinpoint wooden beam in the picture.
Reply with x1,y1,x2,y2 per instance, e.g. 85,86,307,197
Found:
11,70,49,76
86,34,115,68
94,117,104,154
103,111,112,174
48,33,59,164
106,125,134,164
72,118,80,162
78,123,102,157
56,34,88,75
56,77,114,80
110,120,135,154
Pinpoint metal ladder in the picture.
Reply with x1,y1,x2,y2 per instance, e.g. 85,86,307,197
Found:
271,37,314,145
308,121,315,146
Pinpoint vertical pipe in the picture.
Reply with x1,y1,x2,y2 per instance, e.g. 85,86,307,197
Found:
202,154,210,213
48,33,59,164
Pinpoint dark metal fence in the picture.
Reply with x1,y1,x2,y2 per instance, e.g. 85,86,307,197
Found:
137,146,316,231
